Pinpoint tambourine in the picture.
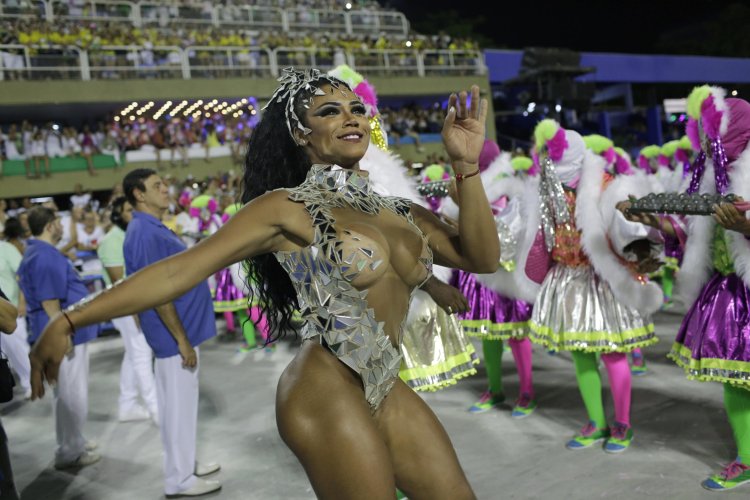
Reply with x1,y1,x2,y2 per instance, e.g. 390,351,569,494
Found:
416,179,452,198
626,192,750,216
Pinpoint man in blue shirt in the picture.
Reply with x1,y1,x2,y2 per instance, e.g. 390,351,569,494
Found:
98,197,158,424
122,169,220,498
17,206,100,469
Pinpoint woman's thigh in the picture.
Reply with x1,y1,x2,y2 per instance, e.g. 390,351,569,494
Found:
375,381,476,500
276,342,396,500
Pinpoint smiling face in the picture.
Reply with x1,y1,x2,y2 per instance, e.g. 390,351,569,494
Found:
296,83,370,169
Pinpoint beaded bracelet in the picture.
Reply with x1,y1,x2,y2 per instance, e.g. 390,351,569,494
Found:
61,311,76,336
455,169,480,182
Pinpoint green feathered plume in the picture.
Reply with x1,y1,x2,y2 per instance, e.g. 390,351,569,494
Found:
583,134,614,154
533,119,559,150
423,164,446,181
687,85,711,120
678,135,693,150
639,145,661,158
660,140,680,158
511,156,533,171
224,203,242,216
327,65,364,88
190,194,214,208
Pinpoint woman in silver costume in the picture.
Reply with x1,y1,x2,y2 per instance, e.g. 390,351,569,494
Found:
28,68,499,499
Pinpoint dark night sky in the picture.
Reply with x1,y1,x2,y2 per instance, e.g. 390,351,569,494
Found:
386,0,750,56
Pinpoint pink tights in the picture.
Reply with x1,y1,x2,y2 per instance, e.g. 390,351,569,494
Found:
601,352,632,427
508,337,534,398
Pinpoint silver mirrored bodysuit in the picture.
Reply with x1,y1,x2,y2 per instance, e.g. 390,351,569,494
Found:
274,165,433,410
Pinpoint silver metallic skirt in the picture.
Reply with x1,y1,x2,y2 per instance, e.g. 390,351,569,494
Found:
399,291,479,392
530,264,657,353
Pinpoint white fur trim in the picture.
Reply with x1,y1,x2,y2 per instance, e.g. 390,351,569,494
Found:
599,171,653,232
480,152,513,185
432,264,454,284
726,147,750,289
475,266,526,300
576,151,663,315
441,161,523,221
441,198,460,220
362,144,426,207
601,173,660,257
484,177,526,208
674,163,716,306
475,195,527,299
709,86,730,138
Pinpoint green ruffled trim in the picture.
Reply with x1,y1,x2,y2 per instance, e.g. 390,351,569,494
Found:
529,321,657,353
461,319,530,340
213,298,250,313
668,342,750,389
399,349,479,392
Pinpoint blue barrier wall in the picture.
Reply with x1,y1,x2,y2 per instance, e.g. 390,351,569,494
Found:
484,49,750,84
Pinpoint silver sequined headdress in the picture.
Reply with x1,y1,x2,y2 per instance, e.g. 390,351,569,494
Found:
263,67,351,144
532,119,581,251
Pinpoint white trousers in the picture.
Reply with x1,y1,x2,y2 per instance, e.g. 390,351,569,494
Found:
53,343,89,462
2,318,30,394
155,349,199,495
112,315,157,415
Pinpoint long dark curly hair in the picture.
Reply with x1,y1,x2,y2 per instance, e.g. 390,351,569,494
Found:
240,75,349,342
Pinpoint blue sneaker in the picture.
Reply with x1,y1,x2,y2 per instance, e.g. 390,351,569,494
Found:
604,422,634,453
631,352,648,376
511,392,537,419
702,460,750,491
566,421,610,450
468,390,505,413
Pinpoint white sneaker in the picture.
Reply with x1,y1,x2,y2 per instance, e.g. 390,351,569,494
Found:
54,451,101,470
165,478,222,498
118,406,151,422
195,461,221,477
85,440,98,451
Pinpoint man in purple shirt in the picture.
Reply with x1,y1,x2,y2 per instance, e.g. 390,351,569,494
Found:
17,206,100,469
122,169,220,498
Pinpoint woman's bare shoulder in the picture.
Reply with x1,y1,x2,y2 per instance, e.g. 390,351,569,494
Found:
241,189,313,249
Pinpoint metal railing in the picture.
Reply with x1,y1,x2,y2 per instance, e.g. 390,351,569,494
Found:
87,45,186,80
0,1,410,35
348,49,423,77
0,43,88,80
0,43,485,80
184,46,275,79
0,1,46,19
213,5,285,30
285,7,347,33
49,0,136,23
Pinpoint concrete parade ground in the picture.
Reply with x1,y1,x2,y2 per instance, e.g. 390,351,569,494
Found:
3,310,744,499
